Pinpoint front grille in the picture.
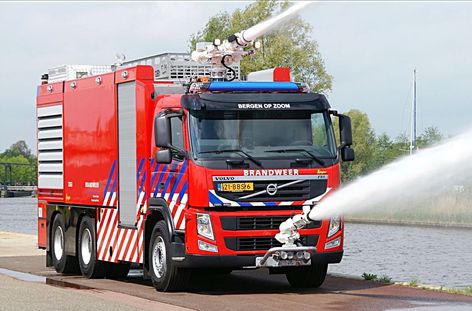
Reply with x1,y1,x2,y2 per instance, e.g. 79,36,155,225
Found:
214,179,327,202
221,216,322,230
225,235,318,251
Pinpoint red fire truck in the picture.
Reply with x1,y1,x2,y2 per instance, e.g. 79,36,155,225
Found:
36,4,354,292
36,63,354,291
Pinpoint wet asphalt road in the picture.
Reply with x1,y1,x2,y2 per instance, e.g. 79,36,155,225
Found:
1,255,471,311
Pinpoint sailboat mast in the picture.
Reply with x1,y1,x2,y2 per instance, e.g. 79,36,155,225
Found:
410,68,417,155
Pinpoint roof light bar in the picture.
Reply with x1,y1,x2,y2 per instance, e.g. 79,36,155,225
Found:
207,81,300,92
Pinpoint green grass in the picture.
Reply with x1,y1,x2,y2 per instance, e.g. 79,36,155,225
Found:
362,273,393,284
409,277,418,287
362,272,378,281
398,282,472,297
466,286,472,295
446,286,472,297
361,274,472,296
378,275,392,284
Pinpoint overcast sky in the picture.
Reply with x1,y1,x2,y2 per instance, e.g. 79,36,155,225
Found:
1,1,471,152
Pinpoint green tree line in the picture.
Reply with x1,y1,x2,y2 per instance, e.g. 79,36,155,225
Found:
335,110,443,182
0,140,37,186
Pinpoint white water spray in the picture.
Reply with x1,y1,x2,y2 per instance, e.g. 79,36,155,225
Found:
309,128,472,220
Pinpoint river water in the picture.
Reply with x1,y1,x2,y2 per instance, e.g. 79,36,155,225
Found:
329,222,472,289
0,197,37,235
0,197,470,288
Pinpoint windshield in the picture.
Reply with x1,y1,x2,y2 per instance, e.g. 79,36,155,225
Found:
189,110,337,160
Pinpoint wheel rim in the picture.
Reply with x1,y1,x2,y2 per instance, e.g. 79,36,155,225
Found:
152,236,166,279
81,228,93,265
53,226,64,260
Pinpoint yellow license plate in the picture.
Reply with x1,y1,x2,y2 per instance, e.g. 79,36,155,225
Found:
218,182,254,192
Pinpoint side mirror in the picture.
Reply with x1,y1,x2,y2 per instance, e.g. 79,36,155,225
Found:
155,149,172,164
341,146,355,162
154,115,171,148
339,114,353,147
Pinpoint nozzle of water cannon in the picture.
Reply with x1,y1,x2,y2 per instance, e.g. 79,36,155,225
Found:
275,212,314,246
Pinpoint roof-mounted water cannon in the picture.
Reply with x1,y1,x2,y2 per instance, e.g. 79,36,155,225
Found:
191,1,311,81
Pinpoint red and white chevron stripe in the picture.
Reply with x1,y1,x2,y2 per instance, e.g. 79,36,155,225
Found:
97,205,146,263
169,193,188,230
151,161,188,231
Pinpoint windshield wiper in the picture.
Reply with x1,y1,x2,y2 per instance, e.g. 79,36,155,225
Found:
264,148,325,166
198,149,263,168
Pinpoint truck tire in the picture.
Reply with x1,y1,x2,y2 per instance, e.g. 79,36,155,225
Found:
149,221,190,291
285,263,328,288
51,214,79,274
77,216,106,278
106,262,130,279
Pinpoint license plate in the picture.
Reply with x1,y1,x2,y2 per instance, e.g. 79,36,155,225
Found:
218,182,254,192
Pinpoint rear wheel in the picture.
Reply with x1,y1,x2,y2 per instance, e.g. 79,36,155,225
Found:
78,216,106,278
285,263,328,288
51,214,79,274
149,221,190,291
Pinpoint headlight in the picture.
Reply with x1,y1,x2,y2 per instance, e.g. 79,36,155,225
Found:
328,216,341,238
196,213,214,240
198,240,218,252
325,237,341,250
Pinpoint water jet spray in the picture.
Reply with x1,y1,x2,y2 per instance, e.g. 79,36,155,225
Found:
276,128,472,246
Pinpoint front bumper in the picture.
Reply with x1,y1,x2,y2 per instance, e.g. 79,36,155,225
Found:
172,248,343,269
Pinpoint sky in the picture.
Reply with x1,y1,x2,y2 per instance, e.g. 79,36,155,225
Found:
0,1,471,153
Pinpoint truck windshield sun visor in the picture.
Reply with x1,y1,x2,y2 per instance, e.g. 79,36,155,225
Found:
181,93,330,112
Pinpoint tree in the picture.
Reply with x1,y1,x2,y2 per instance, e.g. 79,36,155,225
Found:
190,0,333,93
0,141,37,185
372,133,409,168
333,109,377,181
1,140,33,160
417,126,442,148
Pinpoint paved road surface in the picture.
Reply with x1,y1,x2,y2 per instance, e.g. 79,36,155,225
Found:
0,273,189,311
1,255,472,311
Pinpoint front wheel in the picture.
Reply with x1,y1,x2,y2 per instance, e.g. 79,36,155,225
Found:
285,263,328,288
77,216,106,278
149,221,190,291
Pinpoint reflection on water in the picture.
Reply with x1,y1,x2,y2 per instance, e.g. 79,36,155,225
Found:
1,198,470,288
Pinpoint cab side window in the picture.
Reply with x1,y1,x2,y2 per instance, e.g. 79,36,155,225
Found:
170,118,184,157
